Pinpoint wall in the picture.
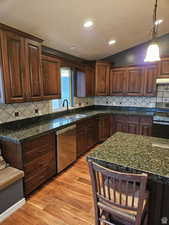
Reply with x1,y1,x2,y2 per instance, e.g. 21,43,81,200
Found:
103,33,169,67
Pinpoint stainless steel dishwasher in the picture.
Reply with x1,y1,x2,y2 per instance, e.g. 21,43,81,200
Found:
56,125,77,173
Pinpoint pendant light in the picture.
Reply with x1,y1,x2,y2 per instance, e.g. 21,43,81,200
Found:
144,0,160,62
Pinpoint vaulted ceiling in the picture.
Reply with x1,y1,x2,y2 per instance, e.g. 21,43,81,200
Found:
0,0,168,60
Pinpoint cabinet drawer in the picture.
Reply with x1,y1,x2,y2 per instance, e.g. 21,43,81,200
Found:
128,116,139,123
24,164,55,195
23,133,53,153
23,143,53,163
24,152,55,179
140,116,152,124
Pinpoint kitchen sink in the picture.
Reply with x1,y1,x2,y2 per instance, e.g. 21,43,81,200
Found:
64,114,87,120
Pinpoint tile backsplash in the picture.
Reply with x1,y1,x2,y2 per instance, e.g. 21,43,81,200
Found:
0,97,94,124
1,88,168,125
94,96,156,108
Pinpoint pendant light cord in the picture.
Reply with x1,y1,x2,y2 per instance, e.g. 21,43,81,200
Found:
152,0,158,40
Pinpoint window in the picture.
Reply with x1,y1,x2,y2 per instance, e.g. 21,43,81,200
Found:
52,67,74,110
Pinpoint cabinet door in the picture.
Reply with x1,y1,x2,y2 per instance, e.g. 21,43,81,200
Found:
95,62,110,96
86,66,95,96
87,119,98,148
126,67,144,96
1,31,26,103
127,116,140,134
144,64,157,96
42,55,61,99
110,68,126,95
158,57,169,77
110,115,116,135
77,125,87,157
115,115,128,133
139,116,152,136
25,39,42,101
99,115,111,142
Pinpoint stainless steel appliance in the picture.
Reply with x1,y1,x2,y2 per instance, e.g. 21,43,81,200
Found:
153,112,169,138
56,125,76,173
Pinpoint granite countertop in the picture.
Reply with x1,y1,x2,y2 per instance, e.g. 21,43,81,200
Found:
0,108,155,143
88,132,169,182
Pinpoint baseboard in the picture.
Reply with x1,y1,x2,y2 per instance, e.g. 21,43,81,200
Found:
0,198,26,222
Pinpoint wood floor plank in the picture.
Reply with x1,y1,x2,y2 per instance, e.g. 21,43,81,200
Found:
1,154,94,225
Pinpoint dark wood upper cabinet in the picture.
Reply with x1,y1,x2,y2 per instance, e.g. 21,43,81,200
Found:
110,68,127,96
0,24,43,103
42,55,61,100
86,65,95,97
0,31,26,103
126,67,144,96
95,61,110,96
158,57,169,77
76,65,95,97
25,39,42,101
144,64,157,96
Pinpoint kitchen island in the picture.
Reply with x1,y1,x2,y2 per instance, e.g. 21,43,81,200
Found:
87,132,169,225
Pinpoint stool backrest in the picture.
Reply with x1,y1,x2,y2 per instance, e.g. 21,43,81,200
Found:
88,160,148,225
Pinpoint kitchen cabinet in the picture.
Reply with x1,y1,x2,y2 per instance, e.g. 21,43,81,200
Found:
25,39,42,101
0,25,43,103
42,55,61,99
109,68,127,96
0,31,25,103
76,65,95,97
127,116,140,134
77,124,87,157
2,133,56,195
95,61,110,96
112,115,128,134
110,114,152,136
110,64,157,97
98,114,111,142
144,64,157,96
158,57,169,77
77,117,98,157
126,67,144,96
139,116,152,136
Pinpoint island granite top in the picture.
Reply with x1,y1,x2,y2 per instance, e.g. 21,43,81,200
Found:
87,132,169,183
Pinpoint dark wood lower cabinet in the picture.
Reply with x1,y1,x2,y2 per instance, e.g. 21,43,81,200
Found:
110,114,152,136
98,114,111,141
1,113,153,196
77,117,98,157
2,133,56,195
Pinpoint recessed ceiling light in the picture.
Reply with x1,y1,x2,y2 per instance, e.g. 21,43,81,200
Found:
155,19,163,25
83,20,94,28
108,40,116,45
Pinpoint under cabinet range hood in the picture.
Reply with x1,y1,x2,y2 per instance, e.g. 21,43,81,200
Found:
156,78,169,84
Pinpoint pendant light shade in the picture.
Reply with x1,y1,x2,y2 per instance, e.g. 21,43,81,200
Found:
144,0,161,62
144,42,160,62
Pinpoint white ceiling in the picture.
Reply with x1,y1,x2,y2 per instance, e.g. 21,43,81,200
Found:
0,0,169,60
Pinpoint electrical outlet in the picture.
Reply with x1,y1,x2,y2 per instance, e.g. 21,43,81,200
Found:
14,112,19,117
35,109,39,114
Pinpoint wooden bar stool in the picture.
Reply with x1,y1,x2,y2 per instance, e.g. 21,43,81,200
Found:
88,160,149,225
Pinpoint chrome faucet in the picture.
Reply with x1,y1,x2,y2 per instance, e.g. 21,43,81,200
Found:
62,99,69,111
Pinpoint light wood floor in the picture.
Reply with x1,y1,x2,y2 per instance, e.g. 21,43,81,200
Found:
2,155,95,225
